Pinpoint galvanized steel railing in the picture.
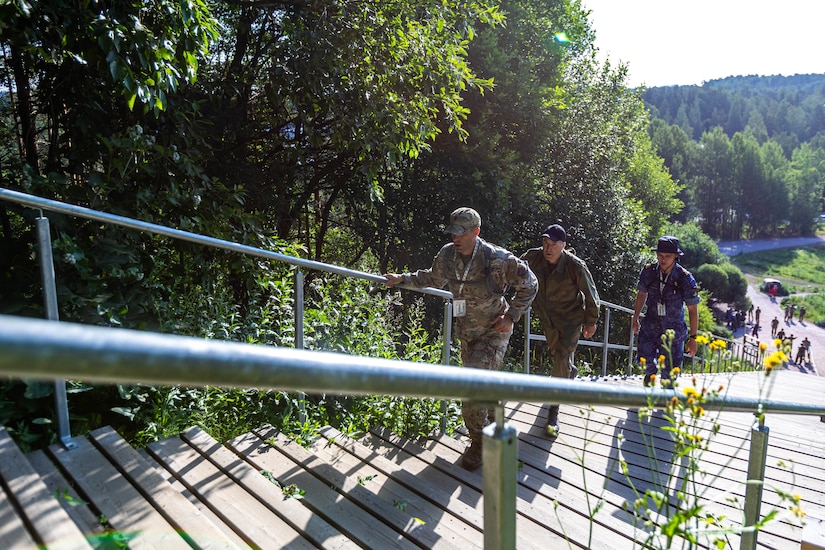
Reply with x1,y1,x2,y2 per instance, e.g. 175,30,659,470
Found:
1,315,825,550
0,187,454,442
2,187,824,550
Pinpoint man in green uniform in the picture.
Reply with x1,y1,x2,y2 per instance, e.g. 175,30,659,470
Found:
384,207,537,470
522,224,600,437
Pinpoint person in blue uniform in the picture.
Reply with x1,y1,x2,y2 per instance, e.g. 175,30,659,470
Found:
632,236,700,386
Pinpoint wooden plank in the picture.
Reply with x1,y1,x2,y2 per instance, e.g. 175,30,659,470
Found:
501,403,803,548
255,426,481,549
803,517,825,550
48,434,191,550
364,426,638,550
312,425,485,541
179,426,357,550
88,426,241,550
227,429,420,549
137,449,250,549
26,449,104,537
0,427,91,549
0,482,37,550
146,435,316,549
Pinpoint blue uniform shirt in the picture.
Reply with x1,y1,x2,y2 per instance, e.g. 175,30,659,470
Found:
637,262,700,375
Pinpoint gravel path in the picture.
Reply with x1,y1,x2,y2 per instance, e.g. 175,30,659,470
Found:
717,236,825,377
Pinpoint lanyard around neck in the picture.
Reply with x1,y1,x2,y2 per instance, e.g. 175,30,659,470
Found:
658,266,670,299
454,239,480,297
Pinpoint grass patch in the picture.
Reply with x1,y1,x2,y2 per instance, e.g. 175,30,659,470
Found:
730,244,825,327
730,245,825,285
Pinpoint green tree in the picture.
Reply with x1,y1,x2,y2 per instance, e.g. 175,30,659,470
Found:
732,132,768,238
690,127,737,239
694,264,728,301
197,0,503,263
786,143,825,234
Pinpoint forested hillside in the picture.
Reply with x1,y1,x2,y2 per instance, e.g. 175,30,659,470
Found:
643,74,825,240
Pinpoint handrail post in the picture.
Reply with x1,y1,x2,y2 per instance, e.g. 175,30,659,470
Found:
483,402,517,550
627,318,636,376
36,215,76,450
742,412,769,550
601,307,611,377
295,269,306,424
440,299,453,434
523,307,531,375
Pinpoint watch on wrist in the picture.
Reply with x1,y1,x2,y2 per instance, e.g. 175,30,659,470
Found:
688,334,697,340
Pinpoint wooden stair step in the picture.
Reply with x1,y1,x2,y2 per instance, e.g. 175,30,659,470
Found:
145,431,315,549
227,428,420,549
88,426,241,550
179,426,355,549
0,426,91,549
48,431,191,550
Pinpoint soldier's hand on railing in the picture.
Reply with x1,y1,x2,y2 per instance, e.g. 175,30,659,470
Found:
383,273,403,287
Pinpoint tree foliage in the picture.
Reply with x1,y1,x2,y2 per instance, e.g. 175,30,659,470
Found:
646,75,825,239
0,0,691,445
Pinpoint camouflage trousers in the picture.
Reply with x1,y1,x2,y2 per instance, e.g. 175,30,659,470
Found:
459,330,511,442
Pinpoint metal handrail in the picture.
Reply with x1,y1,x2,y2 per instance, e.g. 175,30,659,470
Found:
524,301,759,378
2,314,824,550
2,315,823,415
0,187,451,299
523,300,637,376
0,186,455,439
2,187,821,549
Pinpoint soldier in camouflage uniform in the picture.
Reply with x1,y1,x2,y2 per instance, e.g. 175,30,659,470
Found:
632,236,699,386
383,207,538,470
521,224,600,437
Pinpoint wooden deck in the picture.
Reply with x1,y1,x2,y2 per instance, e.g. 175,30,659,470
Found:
1,370,824,549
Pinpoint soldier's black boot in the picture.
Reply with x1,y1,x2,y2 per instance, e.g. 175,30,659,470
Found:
461,438,483,471
545,405,560,438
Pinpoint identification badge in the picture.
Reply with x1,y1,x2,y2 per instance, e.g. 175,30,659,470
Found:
454,299,467,318
657,302,666,316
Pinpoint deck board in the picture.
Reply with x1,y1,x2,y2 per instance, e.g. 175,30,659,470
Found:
88,426,240,550
0,368,823,549
47,434,192,550
0,427,90,549
145,434,315,549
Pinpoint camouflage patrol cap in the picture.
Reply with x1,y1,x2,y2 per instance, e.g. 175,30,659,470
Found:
444,207,482,235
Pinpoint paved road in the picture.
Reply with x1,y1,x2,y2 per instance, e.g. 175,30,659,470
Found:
717,235,825,256
718,236,825,377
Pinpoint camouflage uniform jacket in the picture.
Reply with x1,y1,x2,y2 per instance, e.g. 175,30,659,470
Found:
522,248,600,334
403,238,538,340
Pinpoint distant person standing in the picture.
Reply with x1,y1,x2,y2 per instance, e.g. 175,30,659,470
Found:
747,304,754,324
632,236,700,387
754,306,761,327
770,316,779,338
795,342,807,364
798,306,807,323
384,207,537,470
521,224,601,437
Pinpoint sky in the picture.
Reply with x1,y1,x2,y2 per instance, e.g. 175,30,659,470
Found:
581,0,825,88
